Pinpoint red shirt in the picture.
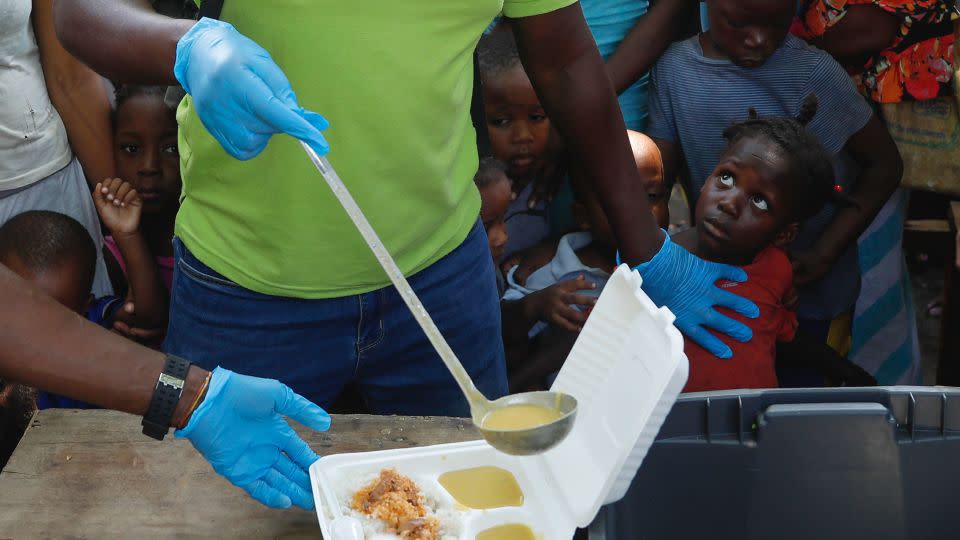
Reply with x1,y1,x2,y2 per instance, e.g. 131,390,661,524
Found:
683,246,797,392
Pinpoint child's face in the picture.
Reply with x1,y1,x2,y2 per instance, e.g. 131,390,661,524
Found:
483,65,551,183
646,180,670,231
479,176,512,262
114,95,182,215
628,131,670,230
695,137,797,265
2,255,90,315
705,0,794,68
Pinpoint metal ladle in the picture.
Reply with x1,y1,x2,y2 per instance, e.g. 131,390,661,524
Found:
301,142,577,455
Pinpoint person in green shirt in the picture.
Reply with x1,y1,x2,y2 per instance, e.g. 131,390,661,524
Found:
55,0,760,416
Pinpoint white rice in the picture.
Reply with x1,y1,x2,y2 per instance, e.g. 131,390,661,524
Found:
335,470,464,540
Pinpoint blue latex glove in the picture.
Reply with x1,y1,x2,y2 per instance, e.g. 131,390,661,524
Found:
631,232,760,359
175,367,331,510
174,18,330,160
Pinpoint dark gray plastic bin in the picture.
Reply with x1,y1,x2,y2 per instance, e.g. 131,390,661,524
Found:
588,387,960,540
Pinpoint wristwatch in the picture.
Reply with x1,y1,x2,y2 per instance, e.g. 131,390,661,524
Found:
142,354,191,440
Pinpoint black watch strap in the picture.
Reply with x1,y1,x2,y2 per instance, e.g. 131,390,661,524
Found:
142,355,191,440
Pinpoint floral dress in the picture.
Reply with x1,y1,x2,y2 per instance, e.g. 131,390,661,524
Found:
792,0,957,103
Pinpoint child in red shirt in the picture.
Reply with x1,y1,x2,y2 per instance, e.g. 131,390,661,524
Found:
673,95,843,392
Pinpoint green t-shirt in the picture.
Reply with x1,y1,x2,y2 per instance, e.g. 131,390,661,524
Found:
177,0,575,298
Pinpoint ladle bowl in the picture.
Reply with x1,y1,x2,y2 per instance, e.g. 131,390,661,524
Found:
475,391,578,456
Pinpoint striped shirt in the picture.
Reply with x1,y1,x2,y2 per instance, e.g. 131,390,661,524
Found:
648,34,874,320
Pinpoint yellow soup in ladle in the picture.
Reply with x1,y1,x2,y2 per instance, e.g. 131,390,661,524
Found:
481,405,562,431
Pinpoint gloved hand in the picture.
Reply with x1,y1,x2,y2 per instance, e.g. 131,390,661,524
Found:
175,367,331,510
174,17,330,160
631,232,759,359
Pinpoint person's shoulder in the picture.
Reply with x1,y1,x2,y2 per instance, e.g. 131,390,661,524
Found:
772,34,834,72
778,33,827,58
745,246,793,286
655,36,700,70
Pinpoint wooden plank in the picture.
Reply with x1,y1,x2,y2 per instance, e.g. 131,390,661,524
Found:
0,410,480,538
904,219,951,233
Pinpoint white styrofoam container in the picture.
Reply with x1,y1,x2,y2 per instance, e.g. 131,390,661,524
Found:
310,265,689,539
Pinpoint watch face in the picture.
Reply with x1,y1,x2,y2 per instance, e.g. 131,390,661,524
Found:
158,373,185,390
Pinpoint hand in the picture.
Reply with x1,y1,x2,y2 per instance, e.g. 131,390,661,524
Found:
93,178,142,236
174,18,330,160
790,248,834,286
527,130,566,209
175,367,331,510
632,232,759,359
526,275,598,332
112,304,167,346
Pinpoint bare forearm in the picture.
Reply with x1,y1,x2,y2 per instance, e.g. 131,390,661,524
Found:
509,331,576,391
49,76,115,187
816,117,903,259
815,163,901,260
809,5,898,68
34,0,114,186
606,0,694,94
53,0,192,83
0,265,201,427
513,6,662,264
112,231,169,327
501,298,539,346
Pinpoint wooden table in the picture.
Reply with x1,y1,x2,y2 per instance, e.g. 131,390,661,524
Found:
0,410,481,538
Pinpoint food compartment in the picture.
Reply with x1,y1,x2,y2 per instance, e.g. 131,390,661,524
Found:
312,441,572,539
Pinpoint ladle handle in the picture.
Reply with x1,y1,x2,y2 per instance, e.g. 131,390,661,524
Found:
301,142,488,409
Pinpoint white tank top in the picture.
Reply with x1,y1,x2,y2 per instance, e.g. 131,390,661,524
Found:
0,0,72,190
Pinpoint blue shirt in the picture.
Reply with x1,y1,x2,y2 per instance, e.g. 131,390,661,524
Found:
647,34,874,320
581,0,650,131
502,181,551,262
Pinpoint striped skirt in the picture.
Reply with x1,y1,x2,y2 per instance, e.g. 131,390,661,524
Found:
850,188,922,385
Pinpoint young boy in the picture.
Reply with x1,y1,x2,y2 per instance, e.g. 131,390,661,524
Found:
474,157,513,298
672,98,839,391
475,158,512,266
0,179,167,406
477,28,556,261
647,0,902,362
0,211,110,409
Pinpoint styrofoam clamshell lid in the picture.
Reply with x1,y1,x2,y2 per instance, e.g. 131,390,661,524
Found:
542,265,689,528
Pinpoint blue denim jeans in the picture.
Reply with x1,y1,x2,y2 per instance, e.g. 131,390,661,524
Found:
164,221,507,416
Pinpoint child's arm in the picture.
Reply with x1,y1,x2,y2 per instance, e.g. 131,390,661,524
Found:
791,115,902,284
508,331,578,393
93,179,169,328
604,0,696,95
502,276,598,346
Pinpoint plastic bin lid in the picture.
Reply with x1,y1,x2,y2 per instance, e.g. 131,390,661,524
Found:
542,265,689,528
